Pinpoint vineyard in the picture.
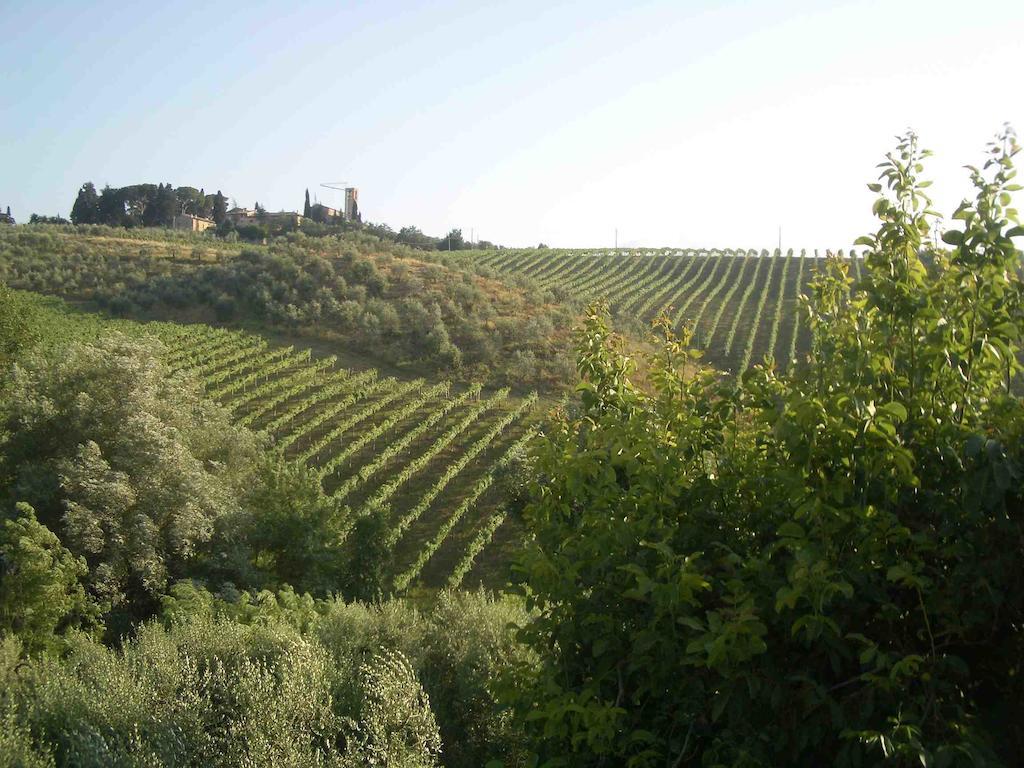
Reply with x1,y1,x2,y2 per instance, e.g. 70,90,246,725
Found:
468,247,861,373
7,290,541,593
152,323,538,591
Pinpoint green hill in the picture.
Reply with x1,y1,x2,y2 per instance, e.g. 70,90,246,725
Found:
456,247,860,373
6,292,540,592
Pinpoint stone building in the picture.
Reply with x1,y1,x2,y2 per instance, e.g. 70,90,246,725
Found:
225,207,256,224
310,203,338,222
226,207,303,228
171,213,215,232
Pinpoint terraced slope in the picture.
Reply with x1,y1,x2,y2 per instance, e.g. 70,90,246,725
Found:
150,323,539,592
470,248,858,373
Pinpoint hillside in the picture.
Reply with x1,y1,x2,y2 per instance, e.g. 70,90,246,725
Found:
0,224,871,384
457,247,858,373
0,225,577,389
5,291,541,591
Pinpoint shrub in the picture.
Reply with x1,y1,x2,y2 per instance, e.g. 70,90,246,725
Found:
0,503,93,651
0,334,261,624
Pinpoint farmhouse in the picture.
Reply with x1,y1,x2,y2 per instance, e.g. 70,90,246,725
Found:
226,207,303,228
310,203,338,219
224,207,256,224
171,213,215,232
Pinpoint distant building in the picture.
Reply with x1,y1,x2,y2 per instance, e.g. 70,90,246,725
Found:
264,211,303,227
171,213,215,232
344,188,359,222
225,207,303,228
310,203,338,222
0,206,14,225
225,207,257,225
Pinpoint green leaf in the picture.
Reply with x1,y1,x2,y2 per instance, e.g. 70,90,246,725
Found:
878,401,907,421
777,522,805,539
941,230,963,246
677,615,704,631
711,691,731,722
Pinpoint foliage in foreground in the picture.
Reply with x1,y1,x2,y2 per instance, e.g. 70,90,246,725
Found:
0,331,387,639
510,129,1024,766
0,334,265,632
0,589,531,768
0,306,532,767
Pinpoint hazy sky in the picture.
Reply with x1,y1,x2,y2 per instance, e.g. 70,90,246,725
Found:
2,0,1022,249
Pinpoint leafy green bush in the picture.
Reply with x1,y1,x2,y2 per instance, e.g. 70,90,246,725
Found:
0,503,93,652
510,130,1024,766
0,282,39,374
0,334,263,626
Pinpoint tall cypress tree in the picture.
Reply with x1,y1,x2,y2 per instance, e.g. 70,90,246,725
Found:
212,191,227,224
70,182,100,224
303,189,311,219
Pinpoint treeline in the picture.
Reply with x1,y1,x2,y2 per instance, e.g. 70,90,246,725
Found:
69,181,228,227
274,220,495,251
383,225,496,251
116,244,574,388
65,180,500,251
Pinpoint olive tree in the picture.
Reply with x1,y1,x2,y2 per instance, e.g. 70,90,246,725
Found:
0,334,262,618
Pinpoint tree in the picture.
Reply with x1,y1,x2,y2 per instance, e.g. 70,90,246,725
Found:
343,650,442,768
438,229,465,251
96,185,126,226
0,503,93,651
0,283,38,374
0,334,263,622
175,186,207,217
142,182,177,227
70,182,99,224
510,130,1024,766
304,188,312,219
212,190,227,224
233,459,345,593
342,501,392,601
398,225,439,250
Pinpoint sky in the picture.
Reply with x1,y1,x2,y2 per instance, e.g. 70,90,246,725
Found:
2,0,1022,249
